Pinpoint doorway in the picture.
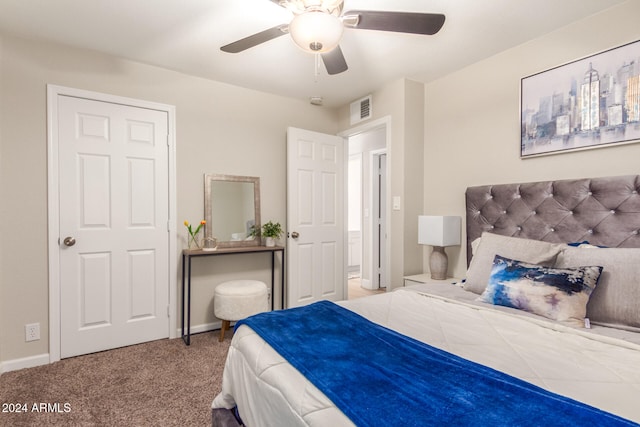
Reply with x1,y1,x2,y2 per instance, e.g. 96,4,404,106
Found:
345,122,389,299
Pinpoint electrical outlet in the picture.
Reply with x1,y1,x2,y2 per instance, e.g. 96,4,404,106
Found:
25,323,40,342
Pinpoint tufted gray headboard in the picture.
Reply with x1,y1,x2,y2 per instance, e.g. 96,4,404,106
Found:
465,175,640,265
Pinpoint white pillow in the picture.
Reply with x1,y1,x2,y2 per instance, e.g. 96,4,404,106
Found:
555,247,640,330
470,237,482,256
464,232,564,295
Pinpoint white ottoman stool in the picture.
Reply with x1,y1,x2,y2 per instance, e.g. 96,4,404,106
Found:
214,279,268,342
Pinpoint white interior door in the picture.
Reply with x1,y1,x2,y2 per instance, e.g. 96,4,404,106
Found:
286,127,345,308
57,94,170,358
373,152,389,287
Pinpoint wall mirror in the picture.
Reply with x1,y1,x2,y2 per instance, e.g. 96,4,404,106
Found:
204,174,261,248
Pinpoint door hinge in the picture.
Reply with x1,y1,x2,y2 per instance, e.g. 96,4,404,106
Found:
167,305,170,317
166,134,171,146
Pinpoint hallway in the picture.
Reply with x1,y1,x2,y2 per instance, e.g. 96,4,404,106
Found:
347,277,386,300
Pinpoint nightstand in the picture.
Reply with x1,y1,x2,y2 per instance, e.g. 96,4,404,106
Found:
403,273,463,287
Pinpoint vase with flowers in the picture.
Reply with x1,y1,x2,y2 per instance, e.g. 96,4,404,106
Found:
184,220,206,250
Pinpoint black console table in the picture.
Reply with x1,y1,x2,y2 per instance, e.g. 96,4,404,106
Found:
181,245,285,345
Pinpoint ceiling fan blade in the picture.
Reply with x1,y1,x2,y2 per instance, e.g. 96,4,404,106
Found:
322,46,348,75
343,10,445,35
268,0,288,9
221,25,288,53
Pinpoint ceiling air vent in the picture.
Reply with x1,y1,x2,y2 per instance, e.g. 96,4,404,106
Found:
350,95,372,125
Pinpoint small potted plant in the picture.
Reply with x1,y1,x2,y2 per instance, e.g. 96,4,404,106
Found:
248,224,259,240
261,220,283,247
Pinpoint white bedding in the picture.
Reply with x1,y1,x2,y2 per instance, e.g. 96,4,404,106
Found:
212,287,640,426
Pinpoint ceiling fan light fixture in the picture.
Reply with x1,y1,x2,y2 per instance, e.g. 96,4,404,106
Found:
283,0,343,16
289,11,343,53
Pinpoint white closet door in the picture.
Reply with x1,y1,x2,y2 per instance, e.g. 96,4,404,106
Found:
58,95,170,358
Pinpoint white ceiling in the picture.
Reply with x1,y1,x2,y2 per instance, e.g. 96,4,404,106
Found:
0,0,626,107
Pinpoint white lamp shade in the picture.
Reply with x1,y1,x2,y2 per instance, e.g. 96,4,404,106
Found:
418,216,461,247
289,11,344,53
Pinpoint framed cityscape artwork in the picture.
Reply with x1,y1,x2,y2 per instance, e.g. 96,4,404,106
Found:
521,39,640,158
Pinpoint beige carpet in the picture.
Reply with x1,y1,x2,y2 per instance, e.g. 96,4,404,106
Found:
0,332,230,426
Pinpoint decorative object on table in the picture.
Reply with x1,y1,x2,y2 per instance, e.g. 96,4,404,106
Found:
248,224,259,239
184,219,206,250
202,236,218,251
521,39,640,158
418,216,461,280
261,220,283,247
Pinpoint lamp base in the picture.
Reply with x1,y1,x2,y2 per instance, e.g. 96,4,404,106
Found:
429,246,448,280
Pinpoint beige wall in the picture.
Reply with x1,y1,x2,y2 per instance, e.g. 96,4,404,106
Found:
424,1,640,279
0,34,339,364
4,0,639,367
403,80,426,280
338,78,425,289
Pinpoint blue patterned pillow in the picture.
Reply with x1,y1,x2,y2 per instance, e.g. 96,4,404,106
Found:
477,255,603,326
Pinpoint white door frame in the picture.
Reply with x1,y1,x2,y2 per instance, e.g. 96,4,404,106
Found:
47,85,177,363
339,116,391,296
370,150,388,288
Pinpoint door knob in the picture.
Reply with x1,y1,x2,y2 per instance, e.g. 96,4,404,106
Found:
291,231,300,239
63,236,76,247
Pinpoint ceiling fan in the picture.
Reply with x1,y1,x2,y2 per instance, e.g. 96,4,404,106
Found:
221,0,445,75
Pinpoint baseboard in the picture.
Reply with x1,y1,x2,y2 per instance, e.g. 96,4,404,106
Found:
175,320,224,338
360,278,374,290
2,322,226,374
0,353,50,374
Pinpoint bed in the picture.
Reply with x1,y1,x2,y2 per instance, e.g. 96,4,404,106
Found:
211,174,640,426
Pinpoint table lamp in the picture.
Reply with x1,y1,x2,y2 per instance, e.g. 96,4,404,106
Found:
418,216,461,280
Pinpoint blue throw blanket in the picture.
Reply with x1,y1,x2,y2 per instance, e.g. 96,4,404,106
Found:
237,300,638,427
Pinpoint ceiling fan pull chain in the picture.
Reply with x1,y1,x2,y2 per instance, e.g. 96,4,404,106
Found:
314,53,320,82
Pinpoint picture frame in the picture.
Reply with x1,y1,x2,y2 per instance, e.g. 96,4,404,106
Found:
520,39,640,158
